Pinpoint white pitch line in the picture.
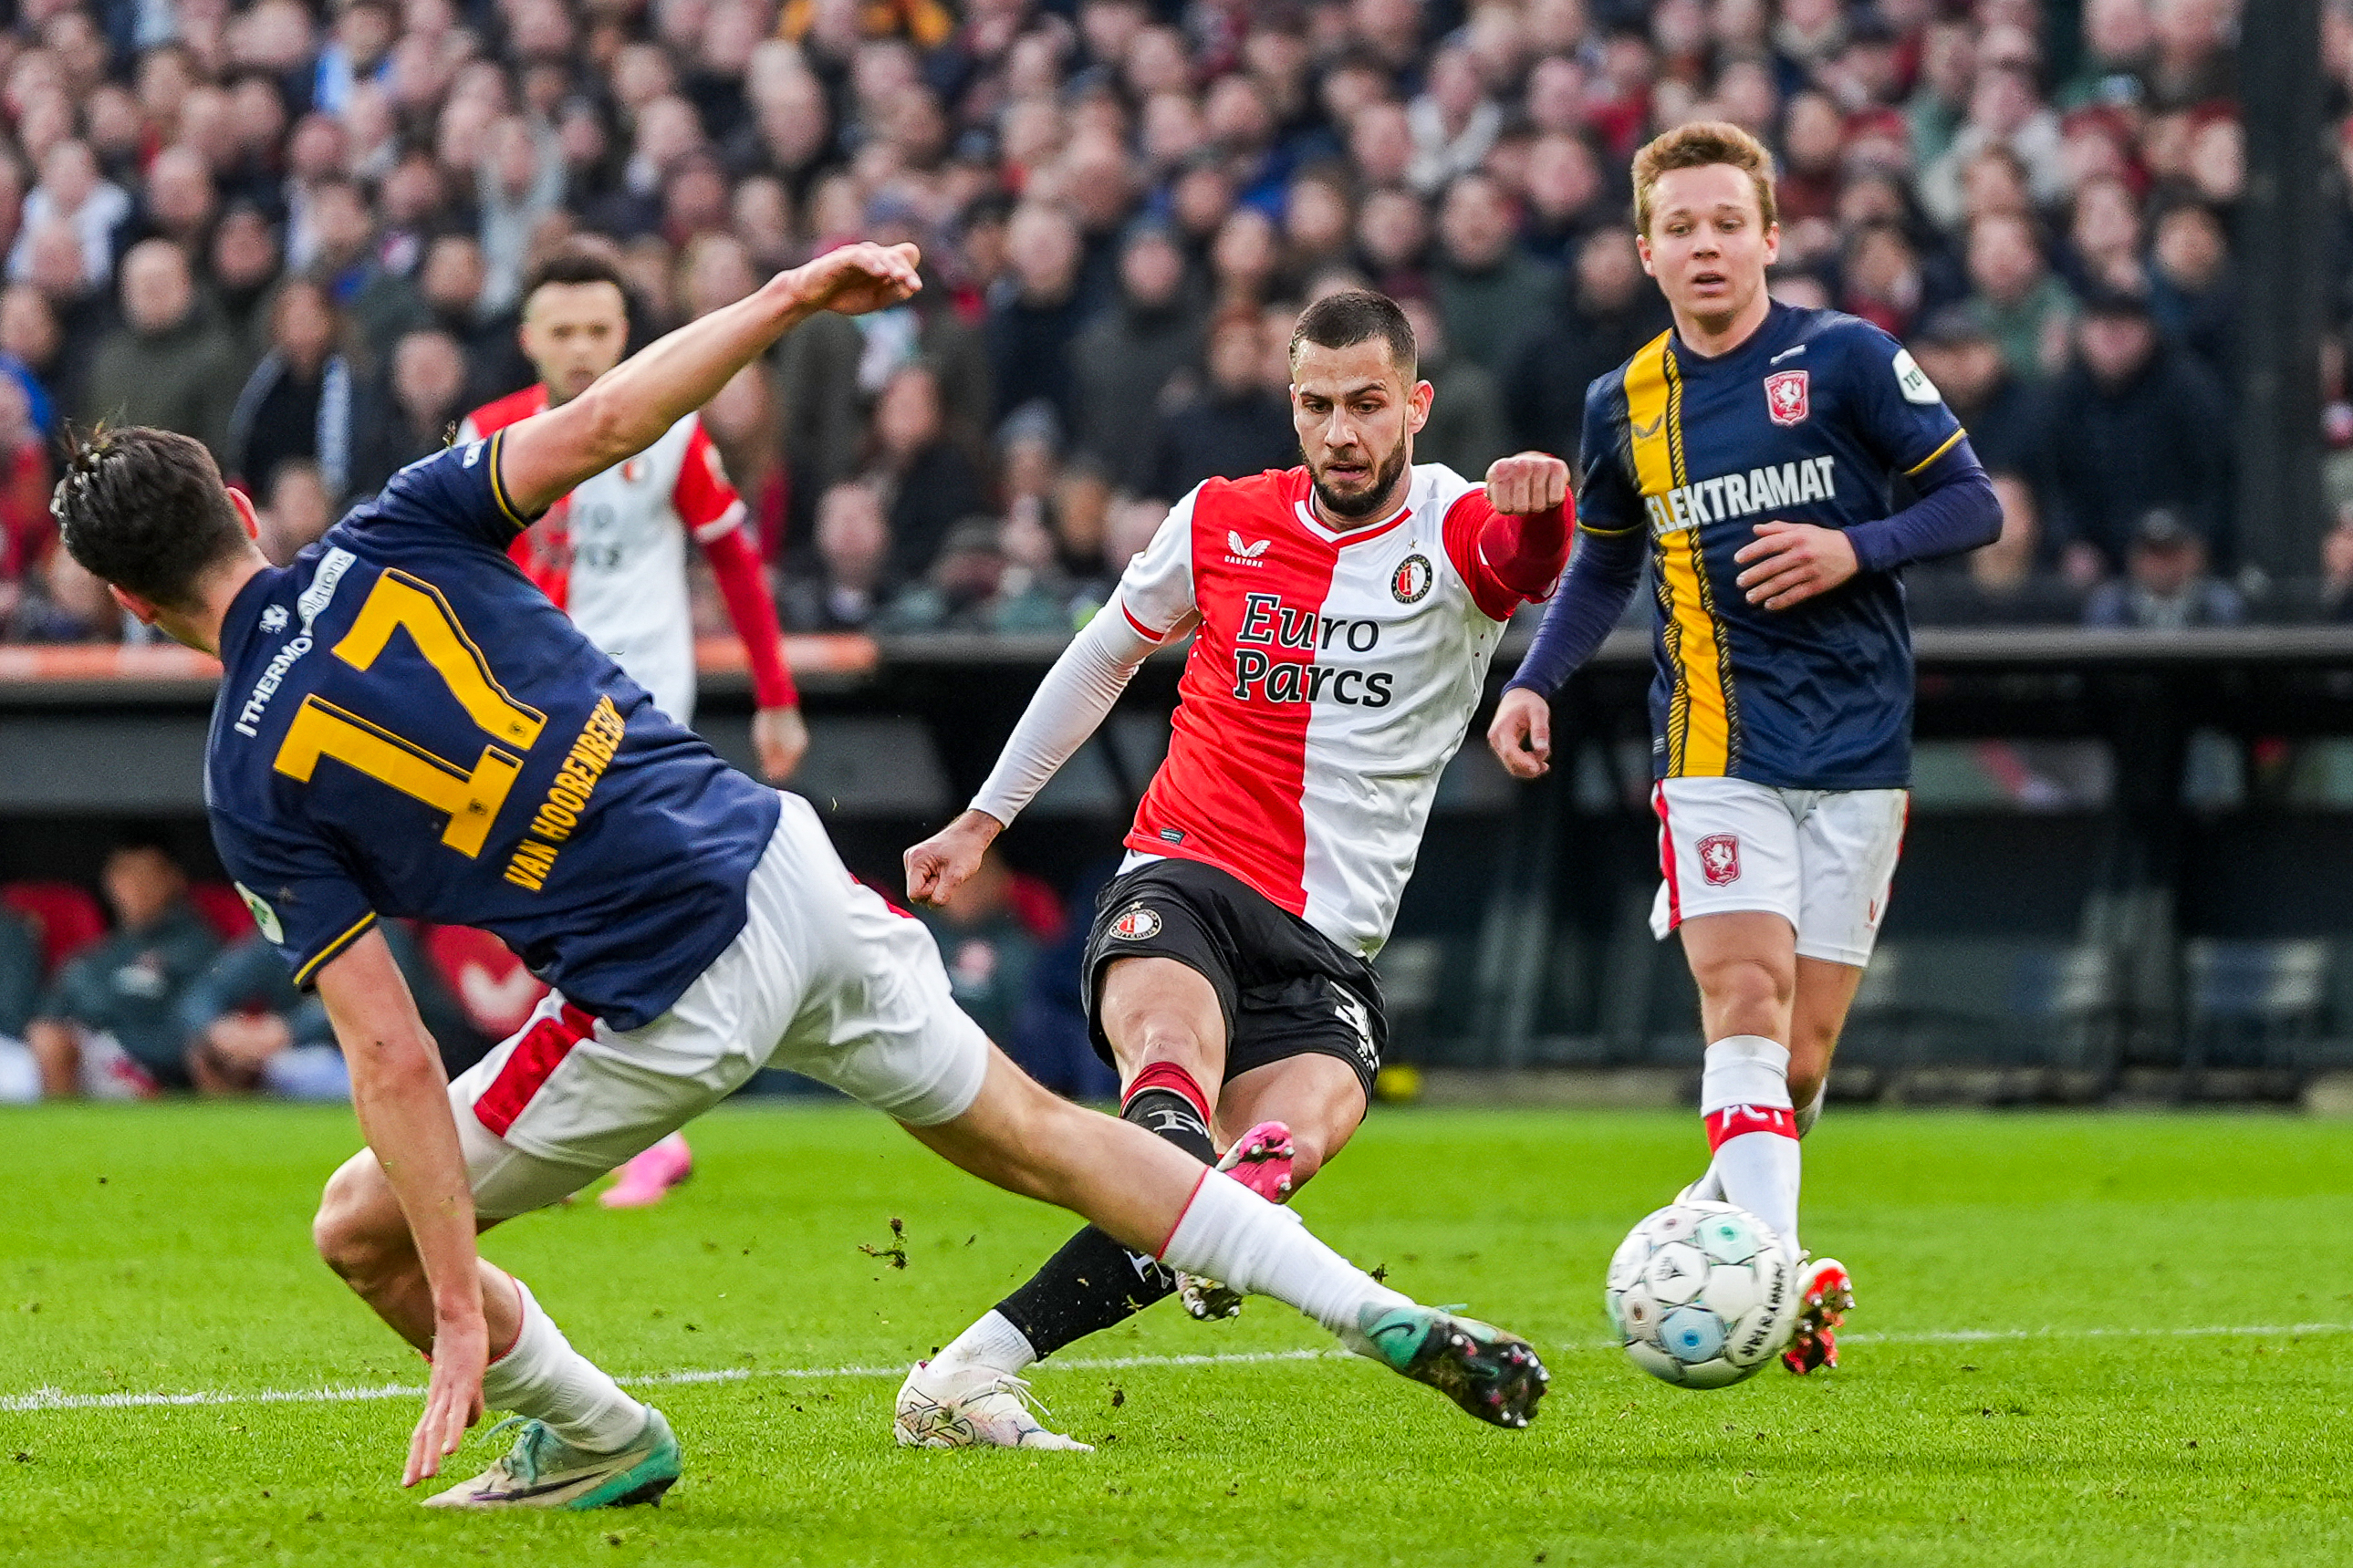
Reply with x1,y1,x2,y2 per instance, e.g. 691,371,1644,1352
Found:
6,1324,2348,1417
0,1348,1338,1415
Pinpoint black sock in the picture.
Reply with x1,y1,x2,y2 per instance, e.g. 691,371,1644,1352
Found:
994,1086,1216,1361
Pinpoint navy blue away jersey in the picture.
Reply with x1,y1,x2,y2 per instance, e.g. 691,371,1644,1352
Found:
1577,302,1964,789
205,434,781,1030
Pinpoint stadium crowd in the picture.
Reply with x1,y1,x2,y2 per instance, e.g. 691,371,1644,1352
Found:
0,0,2336,640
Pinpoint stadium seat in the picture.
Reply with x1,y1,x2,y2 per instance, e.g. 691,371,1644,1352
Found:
186,882,255,942
2181,939,2327,1075
0,880,106,977
1838,939,2121,1094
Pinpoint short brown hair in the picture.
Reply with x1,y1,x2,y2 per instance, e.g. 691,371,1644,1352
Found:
52,427,248,610
1630,120,1778,238
1288,288,1416,378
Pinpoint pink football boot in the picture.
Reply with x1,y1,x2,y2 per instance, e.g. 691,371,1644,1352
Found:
600,1132,693,1210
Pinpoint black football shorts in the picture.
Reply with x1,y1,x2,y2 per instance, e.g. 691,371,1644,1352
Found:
1079,857,1386,1100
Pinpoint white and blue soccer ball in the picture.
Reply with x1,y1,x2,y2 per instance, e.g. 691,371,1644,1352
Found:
1605,1199,1798,1388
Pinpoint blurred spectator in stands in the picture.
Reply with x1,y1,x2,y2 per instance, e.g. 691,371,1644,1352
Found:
1907,305,2052,512
9,140,130,288
25,219,109,419
1,285,63,435
1505,228,1668,469
880,514,1020,633
1434,170,1557,375
0,372,53,597
1071,220,1203,490
2084,508,2244,628
24,837,222,1098
1912,471,2082,626
1921,58,2067,227
5,545,120,642
865,360,989,585
178,920,472,1100
2066,174,2146,298
783,479,894,632
776,230,990,555
1966,213,2077,384
84,239,239,459
206,202,286,388
1356,185,1432,303
2321,507,2353,622
2064,0,2158,110
227,278,356,504
986,202,1088,433
2147,200,2235,385
257,462,335,566
118,144,217,263
0,904,41,1103
701,360,790,567
2049,288,2232,582
1410,43,1501,196
1520,131,1611,267
1397,294,1507,481
1283,168,1357,288
349,327,468,502
1141,307,1294,504
913,846,1043,1047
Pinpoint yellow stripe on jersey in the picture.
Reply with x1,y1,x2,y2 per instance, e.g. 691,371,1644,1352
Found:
1903,427,1965,477
1625,335,1736,776
486,430,530,530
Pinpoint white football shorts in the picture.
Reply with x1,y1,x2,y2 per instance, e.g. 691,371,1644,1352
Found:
449,791,990,1219
1649,777,1909,968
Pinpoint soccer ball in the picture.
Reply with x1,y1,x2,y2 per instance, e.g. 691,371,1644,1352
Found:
1605,1199,1797,1388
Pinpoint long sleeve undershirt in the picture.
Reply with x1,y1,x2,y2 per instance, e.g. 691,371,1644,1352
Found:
970,606,1173,826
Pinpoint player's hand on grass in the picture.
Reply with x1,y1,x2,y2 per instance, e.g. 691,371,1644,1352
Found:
753,704,809,782
1484,452,1570,516
1487,687,1553,779
405,1310,488,1488
787,241,922,318
1734,520,1858,610
904,808,1003,907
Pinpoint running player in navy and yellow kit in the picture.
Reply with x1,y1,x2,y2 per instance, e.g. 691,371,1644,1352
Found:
53,242,1546,1513
1489,123,2001,1374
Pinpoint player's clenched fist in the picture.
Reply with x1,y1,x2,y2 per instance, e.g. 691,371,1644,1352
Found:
787,241,923,317
904,807,1005,907
1484,452,1570,517
1487,687,1554,779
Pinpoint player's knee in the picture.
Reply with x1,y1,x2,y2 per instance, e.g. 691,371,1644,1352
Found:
312,1157,401,1283
1697,954,1793,1022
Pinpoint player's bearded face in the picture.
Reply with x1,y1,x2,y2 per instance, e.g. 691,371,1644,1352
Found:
1639,164,1779,328
1292,341,1430,523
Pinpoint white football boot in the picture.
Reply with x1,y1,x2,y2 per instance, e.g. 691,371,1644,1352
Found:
893,1361,1092,1451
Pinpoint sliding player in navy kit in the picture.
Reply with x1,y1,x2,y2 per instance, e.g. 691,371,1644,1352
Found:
1488,122,2001,1374
53,241,1546,1513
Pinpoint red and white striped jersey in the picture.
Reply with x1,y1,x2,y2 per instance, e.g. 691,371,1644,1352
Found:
458,386,744,722
1114,463,1552,958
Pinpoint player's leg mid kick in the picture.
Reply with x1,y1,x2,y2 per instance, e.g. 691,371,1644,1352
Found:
1488,120,2003,1376
894,287,1571,1446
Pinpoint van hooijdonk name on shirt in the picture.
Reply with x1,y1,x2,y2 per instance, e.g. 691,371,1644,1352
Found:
1228,590,1397,708
1644,454,1839,538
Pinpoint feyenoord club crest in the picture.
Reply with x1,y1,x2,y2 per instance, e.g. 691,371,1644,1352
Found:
1108,903,1162,941
1697,834,1742,886
1764,369,1809,427
1391,552,1434,604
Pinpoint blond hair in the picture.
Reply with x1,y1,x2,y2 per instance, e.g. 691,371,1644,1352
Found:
1630,120,1778,238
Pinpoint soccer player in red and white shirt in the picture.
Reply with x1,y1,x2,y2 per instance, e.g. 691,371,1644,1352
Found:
893,291,1570,1449
458,249,807,1210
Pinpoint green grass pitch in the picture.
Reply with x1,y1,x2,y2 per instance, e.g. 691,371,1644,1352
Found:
5,1101,2352,1567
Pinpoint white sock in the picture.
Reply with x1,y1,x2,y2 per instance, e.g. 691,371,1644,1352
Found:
1686,1163,1725,1202
930,1308,1037,1375
478,1279,649,1453
1700,1035,1802,1262
1158,1170,1411,1351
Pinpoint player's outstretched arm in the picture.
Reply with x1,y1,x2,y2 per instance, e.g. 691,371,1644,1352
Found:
499,242,921,518
315,932,486,1489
